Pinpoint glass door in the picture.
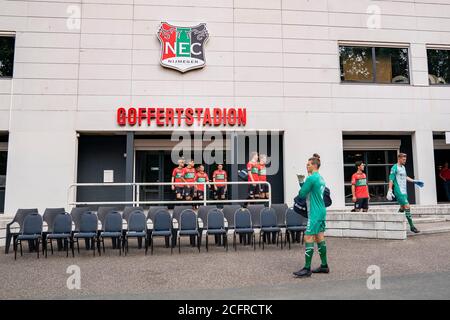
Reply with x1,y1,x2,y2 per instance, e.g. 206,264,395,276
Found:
135,151,176,205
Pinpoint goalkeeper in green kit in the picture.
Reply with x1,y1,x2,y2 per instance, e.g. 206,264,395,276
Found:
293,154,329,278
387,153,423,234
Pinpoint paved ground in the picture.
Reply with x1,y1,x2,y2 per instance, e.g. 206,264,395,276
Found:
1,233,450,300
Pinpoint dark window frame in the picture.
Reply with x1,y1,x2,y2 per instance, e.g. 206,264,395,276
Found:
339,44,410,85
0,35,15,78
427,48,450,86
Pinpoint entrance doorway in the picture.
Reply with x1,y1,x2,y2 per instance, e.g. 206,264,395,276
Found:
0,139,7,213
434,137,450,203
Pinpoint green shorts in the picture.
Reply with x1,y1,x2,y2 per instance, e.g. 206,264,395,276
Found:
395,192,409,206
305,219,326,236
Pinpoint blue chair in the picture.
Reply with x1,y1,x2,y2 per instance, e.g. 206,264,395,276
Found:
43,208,67,252
5,208,38,254
177,209,200,253
14,212,43,260
206,209,227,252
98,211,123,256
198,205,217,246
151,210,173,255
271,203,288,228
259,208,282,250
123,206,144,222
233,208,255,251
124,210,148,255
285,208,307,249
247,205,265,228
222,205,241,229
147,206,169,222
73,211,98,256
70,207,92,250
45,214,73,258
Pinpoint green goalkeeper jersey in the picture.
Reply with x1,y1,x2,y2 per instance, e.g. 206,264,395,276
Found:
389,164,407,195
298,172,326,220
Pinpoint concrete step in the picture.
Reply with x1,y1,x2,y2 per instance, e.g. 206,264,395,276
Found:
408,221,450,237
413,217,447,224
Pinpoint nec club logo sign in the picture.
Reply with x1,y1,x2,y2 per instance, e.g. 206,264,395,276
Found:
157,22,209,73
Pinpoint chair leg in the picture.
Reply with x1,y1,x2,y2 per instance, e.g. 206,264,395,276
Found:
301,231,305,245
14,239,17,260
225,234,228,252
66,238,69,257
118,237,122,256
36,239,40,259
233,233,237,251
151,236,154,255
253,233,256,250
197,234,200,253
145,237,149,255
170,236,173,255
93,238,96,257
45,239,48,258
20,241,23,257
102,238,105,253
76,238,80,253
178,235,181,254
71,238,75,257
261,232,264,250
259,232,261,248
205,234,208,252
50,239,54,255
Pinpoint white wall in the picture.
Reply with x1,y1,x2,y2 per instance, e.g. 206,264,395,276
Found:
1,0,450,214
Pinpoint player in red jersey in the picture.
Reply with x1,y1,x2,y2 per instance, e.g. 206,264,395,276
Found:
247,152,259,199
182,160,196,201
171,158,185,200
258,154,269,199
351,161,370,212
212,164,228,200
195,165,210,202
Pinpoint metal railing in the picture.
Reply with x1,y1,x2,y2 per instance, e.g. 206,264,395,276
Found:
67,181,271,209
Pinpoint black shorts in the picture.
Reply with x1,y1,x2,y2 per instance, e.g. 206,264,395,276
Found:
215,186,226,197
175,187,184,196
354,198,369,210
183,187,195,198
259,183,269,193
248,184,259,196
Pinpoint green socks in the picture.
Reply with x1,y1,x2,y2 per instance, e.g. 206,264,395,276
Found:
405,209,415,230
304,242,314,269
317,241,328,267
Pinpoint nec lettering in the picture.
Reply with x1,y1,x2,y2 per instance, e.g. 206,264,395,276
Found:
165,42,202,56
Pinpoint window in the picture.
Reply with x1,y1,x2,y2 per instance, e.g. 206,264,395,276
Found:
340,45,409,84
0,36,15,78
427,49,450,85
343,150,398,204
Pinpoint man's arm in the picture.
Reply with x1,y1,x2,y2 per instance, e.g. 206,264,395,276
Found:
299,177,313,198
351,185,356,202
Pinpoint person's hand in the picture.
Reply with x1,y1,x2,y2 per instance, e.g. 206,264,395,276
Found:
352,196,356,203
214,186,217,191
368,196,371,201
171,185,175,191
414,180,424,188
386,189,394,201
252,184,257,187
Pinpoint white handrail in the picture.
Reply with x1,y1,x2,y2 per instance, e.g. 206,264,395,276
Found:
67,181,272,209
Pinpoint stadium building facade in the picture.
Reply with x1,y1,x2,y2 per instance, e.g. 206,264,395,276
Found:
1,0,450,216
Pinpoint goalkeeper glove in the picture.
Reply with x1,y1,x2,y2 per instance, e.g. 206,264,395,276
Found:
414,180,424,188
386,190,394,201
